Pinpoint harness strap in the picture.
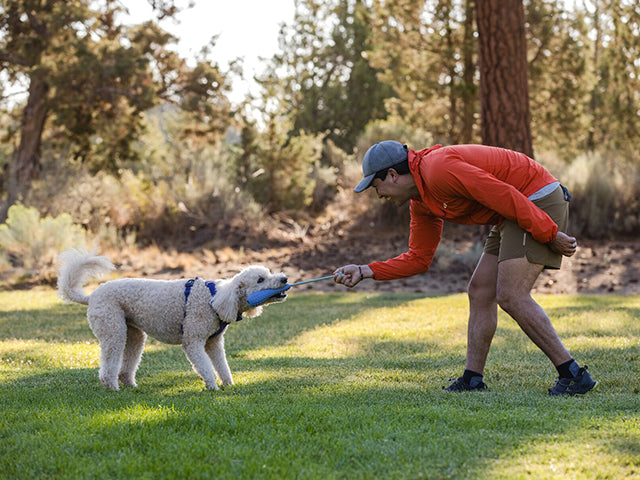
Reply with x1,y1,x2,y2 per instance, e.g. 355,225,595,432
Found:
182,278,237,339
209,322,229,339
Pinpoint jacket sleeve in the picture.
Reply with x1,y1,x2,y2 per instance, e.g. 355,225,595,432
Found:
369,200,444,280
435,157,558,243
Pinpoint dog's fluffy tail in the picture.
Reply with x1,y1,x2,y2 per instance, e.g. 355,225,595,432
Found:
57,248,115,305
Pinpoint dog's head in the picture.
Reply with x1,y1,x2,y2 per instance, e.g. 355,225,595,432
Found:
209,265,288,323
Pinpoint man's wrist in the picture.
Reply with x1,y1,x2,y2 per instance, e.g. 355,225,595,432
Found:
359,264,374,280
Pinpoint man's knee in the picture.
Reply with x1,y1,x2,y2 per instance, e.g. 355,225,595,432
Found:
495,283,523,313
468,276,496,306
495,257,542,313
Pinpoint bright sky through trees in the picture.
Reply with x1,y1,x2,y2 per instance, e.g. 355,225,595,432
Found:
123,0,296,102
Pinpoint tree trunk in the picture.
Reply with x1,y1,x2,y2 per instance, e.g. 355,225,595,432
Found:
461,0,476,144
476,0,533,157
444,3,458,143
0,69,49,222
586,0,601,151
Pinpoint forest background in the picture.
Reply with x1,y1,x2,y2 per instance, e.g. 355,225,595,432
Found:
0,0,639,292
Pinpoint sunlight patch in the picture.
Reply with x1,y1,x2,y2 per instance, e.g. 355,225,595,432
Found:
0,290,61,311
0,339,99,370
485,419,640,479
92,404,180,426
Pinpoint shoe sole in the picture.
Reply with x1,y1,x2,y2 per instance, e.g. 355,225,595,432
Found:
549,379,597,396
443,388,487,392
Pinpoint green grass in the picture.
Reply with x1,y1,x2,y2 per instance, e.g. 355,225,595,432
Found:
1,289,639,479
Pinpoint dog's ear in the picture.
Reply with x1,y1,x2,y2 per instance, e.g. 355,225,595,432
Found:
209,278,239,324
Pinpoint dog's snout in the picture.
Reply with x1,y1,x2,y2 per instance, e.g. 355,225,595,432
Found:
280,276,288,284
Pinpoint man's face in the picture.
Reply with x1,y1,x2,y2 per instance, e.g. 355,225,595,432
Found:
371,172,412,206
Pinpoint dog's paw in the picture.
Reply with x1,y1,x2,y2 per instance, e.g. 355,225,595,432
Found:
119,374,138,388
100,378,120,391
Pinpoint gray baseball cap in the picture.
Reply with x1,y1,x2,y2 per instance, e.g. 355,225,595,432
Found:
354,140,409,192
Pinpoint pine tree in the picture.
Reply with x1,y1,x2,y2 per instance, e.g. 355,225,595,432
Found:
586,0,640,154
526,0,589,157
476,0,533,157
369,0,478,144
0,0,233,220
257,0,392,152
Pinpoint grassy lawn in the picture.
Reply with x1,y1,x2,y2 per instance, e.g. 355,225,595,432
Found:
1,288,639,479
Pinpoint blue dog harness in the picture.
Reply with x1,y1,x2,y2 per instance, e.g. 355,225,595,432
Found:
183,278,240,339
184,277,216,301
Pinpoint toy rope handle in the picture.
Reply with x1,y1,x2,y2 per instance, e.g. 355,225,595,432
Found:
289,275,335,286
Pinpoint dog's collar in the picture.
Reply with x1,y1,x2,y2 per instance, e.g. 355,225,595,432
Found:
183,278,242,339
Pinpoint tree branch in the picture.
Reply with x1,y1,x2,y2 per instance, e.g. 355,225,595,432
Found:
0,50,31,67
26,10,50,40
1,89,29,101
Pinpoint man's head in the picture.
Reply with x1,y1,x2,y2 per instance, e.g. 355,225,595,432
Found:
354,141,409,193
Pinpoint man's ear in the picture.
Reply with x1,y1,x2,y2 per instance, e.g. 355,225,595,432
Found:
387,168,399,182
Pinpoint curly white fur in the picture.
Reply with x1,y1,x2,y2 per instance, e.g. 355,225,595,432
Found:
57,248,287,390
57,248,115,304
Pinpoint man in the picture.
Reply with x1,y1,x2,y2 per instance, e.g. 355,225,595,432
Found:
334,140,596,396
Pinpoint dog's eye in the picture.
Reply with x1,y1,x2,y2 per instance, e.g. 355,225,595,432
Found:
257,276,265,284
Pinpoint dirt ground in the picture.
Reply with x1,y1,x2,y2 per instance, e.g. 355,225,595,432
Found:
111,214,640,297
4,179,638,295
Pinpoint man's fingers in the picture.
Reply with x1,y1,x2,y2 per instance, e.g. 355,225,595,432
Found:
564,241,577,257
334,270,354,287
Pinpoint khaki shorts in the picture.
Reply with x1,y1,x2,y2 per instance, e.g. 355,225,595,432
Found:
483,185,569,269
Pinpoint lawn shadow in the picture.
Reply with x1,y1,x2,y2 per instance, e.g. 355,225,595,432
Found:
545,294,640,319
223,292,426,352
0,302,93,342
0,292,422,345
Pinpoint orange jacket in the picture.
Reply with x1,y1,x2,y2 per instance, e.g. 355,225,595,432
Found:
369,144,559,280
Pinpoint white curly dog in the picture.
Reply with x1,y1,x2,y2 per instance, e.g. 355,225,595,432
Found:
57,248,287,390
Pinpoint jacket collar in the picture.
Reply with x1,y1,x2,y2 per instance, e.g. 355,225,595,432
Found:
408,144,442,200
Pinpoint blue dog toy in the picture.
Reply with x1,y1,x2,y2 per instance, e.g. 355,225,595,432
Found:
247,274,338,307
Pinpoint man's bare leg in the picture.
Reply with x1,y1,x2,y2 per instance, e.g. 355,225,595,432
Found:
495,257,571,365
465,253,499,374
444,253,498,391
494,256,596,395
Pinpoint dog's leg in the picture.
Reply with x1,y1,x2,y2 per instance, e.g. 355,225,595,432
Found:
182,341,219,389
119,325,146,387
206,335,233,386
92,319,127,391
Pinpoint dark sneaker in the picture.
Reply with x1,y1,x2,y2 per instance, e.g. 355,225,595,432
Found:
548,366,597,396
443,376,487,392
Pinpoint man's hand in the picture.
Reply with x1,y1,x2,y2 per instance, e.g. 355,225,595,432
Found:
548,231,577,257
333,264,373,288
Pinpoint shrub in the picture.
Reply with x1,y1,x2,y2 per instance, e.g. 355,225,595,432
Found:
28,169,165,235
0,204,87,280
432,239,484,273
24,128,266,247
355,116,434,161
244,123,325,212
309,162,339,213
162,146,265,238
539,151,640,238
